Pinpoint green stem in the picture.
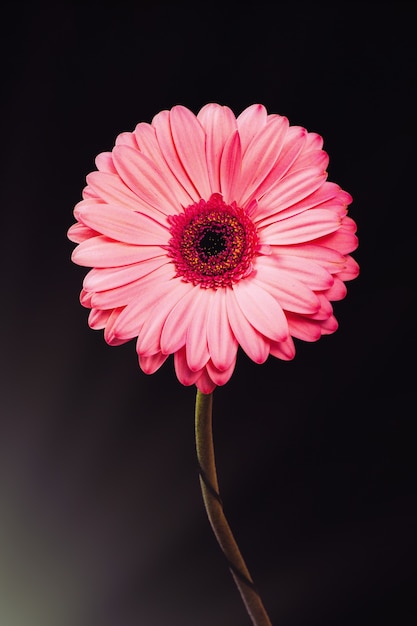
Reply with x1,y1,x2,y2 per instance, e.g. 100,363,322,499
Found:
195,389,273,626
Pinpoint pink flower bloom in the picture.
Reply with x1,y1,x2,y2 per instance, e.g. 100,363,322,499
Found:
68,104,359,393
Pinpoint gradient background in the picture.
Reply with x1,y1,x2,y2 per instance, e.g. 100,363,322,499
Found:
1,2,416,625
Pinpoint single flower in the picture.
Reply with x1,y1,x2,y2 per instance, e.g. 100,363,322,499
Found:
68,103,359,393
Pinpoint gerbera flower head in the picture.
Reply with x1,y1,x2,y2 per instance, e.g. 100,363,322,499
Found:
68,103,359,393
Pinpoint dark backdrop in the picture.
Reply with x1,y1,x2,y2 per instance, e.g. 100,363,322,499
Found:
1,3,416,625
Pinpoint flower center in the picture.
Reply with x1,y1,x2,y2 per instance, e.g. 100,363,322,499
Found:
199,229,227,257
168,193,258,288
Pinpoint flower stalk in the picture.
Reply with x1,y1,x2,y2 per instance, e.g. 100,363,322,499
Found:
195,389,273,626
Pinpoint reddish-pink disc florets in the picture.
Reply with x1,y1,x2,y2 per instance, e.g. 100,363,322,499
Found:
168,193,259,288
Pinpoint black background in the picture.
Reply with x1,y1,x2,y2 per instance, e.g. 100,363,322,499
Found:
1,2,416,625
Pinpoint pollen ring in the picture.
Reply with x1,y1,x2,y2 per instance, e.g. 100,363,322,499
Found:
168,193,258,288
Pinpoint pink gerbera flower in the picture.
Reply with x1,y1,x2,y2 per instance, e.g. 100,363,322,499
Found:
68,103,359,393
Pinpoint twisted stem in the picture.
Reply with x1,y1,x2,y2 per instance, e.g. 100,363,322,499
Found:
195,389,273,626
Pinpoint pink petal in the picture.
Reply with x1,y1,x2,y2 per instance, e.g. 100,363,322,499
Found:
185,294,211,371
104,334,128,347
72,236,165,268
205,358,236,386
257,181,348,227
112,144,184,214
251,281,317,317
260,208,341,245
91,263,174,311
206,289,238,371
338,191,354,208
320,315,339,335
152,110,200,201
225,289,270,363
256,169,327,220
83,256,167,292
104,308,131,346
136,279,194,356
160,285,207,355
285,148,329,174
271,243,345,273
232,280,289,342
82,186,100,199
316,228,358,255
324,277,348,300
269,336,296,360
134,122,194,207
88,308,112,330
80,288,93,307
197,103,237,192
115,131,138,149
86,171,153,212
303,132,324,151
67,222,99,243
237,115,289,205
74,201,169,245
286,314,322,342
89,276,151,310
336,255,360,281
253,258,321,314
307,294,333,320
169,105,211,199
236,104,268,152
195,367,217,394
219,131,242,204
174,347,201,386
108,266,175,339
95,151,117,174
268,200,347,226
257,253,334,291
340,215,358,233
139,352,169,375
249,126,308,203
